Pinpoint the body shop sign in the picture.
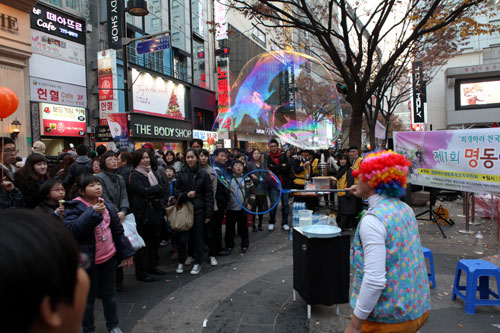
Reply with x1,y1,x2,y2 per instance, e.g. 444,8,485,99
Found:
31,3,85,44
40,103,86,137
30,77,87,107
132,69,186,120
130,113,192,141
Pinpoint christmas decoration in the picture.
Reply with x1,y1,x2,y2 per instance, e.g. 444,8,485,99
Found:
166,90,183,119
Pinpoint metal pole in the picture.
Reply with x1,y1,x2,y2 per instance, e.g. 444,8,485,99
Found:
459,191,474,234
470,193,481,226
122,10,129,114
457,191,466,218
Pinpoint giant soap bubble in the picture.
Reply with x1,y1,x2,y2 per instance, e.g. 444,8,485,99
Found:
213,50,342,149
212,50,342,214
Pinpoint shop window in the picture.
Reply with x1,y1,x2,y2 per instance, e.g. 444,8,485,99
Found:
174,52,188,81
252,26,266,48
41,0,82,15
193,38,206,87
194,109,215,131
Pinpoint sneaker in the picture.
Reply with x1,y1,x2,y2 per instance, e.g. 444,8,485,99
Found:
241,247,248,253
159,240,169,246
282,224,290,231
176,264,184,274
109,327,123,333
191,264,201,275
184,256,195,265
268,224,275,231
209,256,217,266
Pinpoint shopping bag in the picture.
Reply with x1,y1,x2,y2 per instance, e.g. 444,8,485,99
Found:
122,214,146,250
166,202,194,231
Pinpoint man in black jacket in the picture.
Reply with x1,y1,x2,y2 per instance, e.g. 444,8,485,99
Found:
212,148,231,256
266,139,294,231
63,144,92,189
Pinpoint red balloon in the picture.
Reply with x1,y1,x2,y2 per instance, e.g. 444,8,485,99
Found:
0,87,18,119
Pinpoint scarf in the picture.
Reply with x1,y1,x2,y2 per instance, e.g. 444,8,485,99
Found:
336,164,350,180
136,165,158,186
269,150,281,166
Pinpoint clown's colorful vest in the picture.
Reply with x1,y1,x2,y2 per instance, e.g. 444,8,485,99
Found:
350,197,431,323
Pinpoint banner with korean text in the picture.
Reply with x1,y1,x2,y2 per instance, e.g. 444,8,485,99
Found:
394,128,500,194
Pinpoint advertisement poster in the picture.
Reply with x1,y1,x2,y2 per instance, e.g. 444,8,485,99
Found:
107,113,130,150
132,69,186,120
31,29,85,66
30,77,87,107
39,103,86,137
459,80,500,107
193,130,218,142
394,128,500,194
98,49,119,124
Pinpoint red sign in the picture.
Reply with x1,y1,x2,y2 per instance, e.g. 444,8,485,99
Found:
40,103,86,137
217,66,232,131
42,119,86,136
99,74,114,101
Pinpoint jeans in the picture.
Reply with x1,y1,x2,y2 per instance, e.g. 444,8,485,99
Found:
82,257,119,333
225,210,249,249
268,189,290,226
178,211,204,265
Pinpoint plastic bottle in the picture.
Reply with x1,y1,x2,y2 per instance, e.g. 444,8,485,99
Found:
474,231,484,255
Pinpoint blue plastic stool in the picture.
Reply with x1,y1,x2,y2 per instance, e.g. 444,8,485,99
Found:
422,247,436,289
451,259,500,314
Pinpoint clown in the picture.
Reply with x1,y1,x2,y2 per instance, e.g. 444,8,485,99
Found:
345,151,431,333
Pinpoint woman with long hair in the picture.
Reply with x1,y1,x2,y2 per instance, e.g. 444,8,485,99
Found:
164,150,182,172
247,148,269,231
128,149,169,282
14,153,49,208
56,153,76,180
174,149,214,275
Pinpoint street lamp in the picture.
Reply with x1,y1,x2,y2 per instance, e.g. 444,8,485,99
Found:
10,118,21,140
127,0,149,16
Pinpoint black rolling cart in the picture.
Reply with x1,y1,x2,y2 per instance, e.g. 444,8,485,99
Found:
292,228,351,319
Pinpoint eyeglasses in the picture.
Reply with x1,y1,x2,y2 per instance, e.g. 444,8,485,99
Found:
3,149,18,154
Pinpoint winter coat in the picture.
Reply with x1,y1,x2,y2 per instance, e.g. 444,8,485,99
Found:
246,161,269,196
36,200,62,220
226,173,256,209
63,156,92,188
117,164,134,185
96,171,129,215
174,165,214,220
336,167,356,215
212,161,230,211
13,174,46,208
0,186,23,209
266,152,295,189
63,199,135,266
128,169,169,226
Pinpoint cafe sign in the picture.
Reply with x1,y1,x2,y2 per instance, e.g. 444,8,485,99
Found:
129,113,192,141
31,3,85,44
39,102,86,137
30,77,87,107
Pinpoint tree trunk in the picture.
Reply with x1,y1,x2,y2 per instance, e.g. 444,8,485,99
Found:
384,117,391,148
368,119,377,151
348,102,363,149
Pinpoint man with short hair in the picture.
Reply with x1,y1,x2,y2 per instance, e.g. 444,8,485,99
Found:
345,151,430,333
63,144,92,189
348,146,362,173
0,137,23,208
189,139,203,151
266,139,294,231
212,148,231,256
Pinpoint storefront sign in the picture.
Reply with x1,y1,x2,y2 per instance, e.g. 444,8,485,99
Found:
394,128,500,194
214,0,228,40
255,127,273,135
193,130,218,142
411,61,426,124
216,66,232,131
31,29,85,66
130,113,192,141
132,68,186,120
31,3,85,44
30,77,87,107
39,102,86,137
98,49,119,124
95,126,113,142
107,0,123,49
0,12,18,32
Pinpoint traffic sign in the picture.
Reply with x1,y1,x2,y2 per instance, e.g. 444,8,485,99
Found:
136,35,170,55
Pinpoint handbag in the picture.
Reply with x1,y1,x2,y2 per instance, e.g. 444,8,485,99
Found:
166,201,194,231
122,214,146,250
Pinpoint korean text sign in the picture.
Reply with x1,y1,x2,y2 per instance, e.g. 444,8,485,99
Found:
394,128,500,194
39,102,86,137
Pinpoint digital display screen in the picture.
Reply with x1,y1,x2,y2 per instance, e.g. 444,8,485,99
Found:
456,77,500,110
